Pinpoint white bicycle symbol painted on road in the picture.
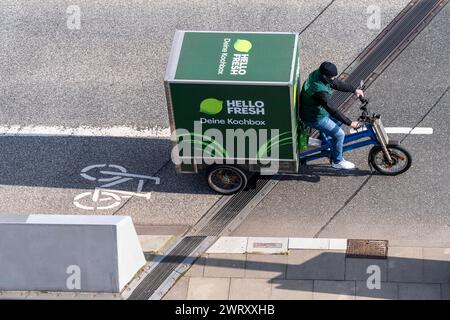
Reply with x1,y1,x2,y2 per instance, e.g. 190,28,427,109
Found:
73,164,160,210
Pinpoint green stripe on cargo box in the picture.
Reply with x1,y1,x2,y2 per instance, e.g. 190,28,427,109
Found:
175,32,296,82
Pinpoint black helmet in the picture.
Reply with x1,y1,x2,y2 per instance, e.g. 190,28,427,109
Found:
319,61,338,77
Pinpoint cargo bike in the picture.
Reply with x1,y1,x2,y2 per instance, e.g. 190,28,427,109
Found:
164,30,412,195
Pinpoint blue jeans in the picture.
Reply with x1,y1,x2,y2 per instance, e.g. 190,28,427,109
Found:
304,116,345,164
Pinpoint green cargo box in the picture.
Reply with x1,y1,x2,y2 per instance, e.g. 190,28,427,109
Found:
164,30,300,175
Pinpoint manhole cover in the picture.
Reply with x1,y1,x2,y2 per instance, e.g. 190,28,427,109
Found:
346,239,388,259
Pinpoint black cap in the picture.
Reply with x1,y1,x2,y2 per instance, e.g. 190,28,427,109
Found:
319,62,338,77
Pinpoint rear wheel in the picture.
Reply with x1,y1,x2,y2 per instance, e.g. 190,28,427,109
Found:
207,165,248,195
369,144,412,176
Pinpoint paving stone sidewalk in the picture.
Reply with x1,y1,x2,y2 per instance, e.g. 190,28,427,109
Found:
163,245,450,300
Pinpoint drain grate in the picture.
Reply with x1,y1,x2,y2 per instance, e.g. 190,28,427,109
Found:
128,236,206,300
346,239,388,259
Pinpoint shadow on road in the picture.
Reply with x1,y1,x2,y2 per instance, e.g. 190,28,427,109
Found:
0,136,376,195
0,135,215,195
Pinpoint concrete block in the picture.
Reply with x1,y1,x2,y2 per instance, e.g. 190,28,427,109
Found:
289,238,329,250
0,214,146,293
329,239,348,250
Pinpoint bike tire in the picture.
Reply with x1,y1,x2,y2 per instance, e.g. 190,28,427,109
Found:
368,144,412,176
207,165,248,195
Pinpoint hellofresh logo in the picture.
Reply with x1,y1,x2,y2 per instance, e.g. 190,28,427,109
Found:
230,39,251,75
199,97,267,126
200,98,265,116
200,98,223,115
233,39,252,53
218,38,252,76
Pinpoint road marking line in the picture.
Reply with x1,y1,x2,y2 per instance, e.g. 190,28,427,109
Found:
385,127,433,134
0,125,172,138
329,239,349,250
350,127,433,134
1,126,432,137
100,171,161,182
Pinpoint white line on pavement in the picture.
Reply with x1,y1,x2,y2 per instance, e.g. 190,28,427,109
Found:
0,126,432,138
385,127,433,134
0,125,172,138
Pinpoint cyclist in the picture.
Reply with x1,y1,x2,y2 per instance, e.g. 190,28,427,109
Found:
299,61,364,169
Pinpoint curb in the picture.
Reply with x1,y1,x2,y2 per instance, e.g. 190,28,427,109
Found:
206,237,350,254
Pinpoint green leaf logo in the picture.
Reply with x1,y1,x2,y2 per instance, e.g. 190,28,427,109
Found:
234,39,252,53
200,98,223,115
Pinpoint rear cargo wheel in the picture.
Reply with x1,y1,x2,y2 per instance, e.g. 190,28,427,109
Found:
207,165,248,195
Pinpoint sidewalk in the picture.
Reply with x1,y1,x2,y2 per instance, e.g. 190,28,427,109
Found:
162,237,450,300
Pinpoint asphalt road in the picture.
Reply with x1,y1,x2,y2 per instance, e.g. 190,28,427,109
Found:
3,0,448,247
1,0,407,128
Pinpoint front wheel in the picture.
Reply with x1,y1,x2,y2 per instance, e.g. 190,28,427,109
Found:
207,165,248,195
368,144,412,176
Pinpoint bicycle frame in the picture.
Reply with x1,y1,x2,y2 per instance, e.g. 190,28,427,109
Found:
299,123,381,164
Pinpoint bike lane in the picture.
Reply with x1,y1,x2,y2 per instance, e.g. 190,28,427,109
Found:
0,136,170,215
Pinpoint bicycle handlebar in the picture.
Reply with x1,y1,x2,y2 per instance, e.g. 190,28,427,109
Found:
357,96,370,123
359,97,369,104
357,96,381,124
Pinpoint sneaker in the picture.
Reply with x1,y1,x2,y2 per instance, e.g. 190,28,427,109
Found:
331,159,356,170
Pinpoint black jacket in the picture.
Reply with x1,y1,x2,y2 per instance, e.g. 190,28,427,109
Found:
311,78,357,126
